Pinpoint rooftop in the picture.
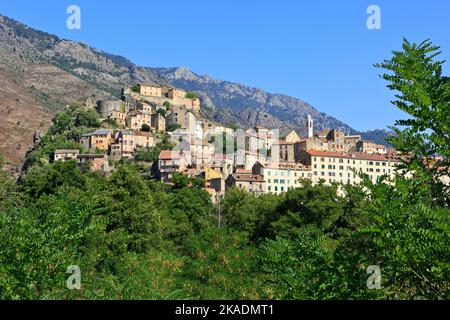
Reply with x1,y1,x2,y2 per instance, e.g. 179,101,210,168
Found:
120,130,135,136
55,149,79,154
134,130,153,137
231,174,265,182
159,150,181,160
77,154,106,159
304,150,401,162
91,129,113,136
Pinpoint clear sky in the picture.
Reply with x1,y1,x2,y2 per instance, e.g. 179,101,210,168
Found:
1,0,449,131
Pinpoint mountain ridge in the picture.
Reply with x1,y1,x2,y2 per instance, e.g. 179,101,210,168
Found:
0,14,390,168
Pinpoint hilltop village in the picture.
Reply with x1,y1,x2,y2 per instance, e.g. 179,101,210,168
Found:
53,83,404,201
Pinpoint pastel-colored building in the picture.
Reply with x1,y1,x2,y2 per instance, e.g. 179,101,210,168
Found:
225,173,266,196
151,113,166,132
139,84,162,97
158,150,189,183
77,154,109,172
252,161,312,195
108,110,127,127
81,129,114,151
297,150,401,185
134,130,154,149
126,110,152,131
54,149,80,162
116,130,135,158
282,130,301,143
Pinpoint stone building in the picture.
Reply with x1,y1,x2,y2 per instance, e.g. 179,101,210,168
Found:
54,149,80,162
225,173,266,195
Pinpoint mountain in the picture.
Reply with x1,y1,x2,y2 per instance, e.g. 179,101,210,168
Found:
0,14,390,170
151,67,356,135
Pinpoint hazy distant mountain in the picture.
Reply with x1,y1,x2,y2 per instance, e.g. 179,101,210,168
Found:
0,14,390,167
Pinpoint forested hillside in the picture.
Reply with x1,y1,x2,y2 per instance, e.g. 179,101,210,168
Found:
0,39,448,300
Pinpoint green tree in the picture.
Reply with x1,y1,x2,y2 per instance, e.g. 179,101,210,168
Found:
141,123,151,132
167,123,181,132
163,101,171,109
375,39,450,205
74,109,100,128
156,108,167,117
185,92,197,99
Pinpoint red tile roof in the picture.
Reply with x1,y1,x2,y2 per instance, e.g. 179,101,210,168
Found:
304,150,400,162
134,130,153,137
235,169,252,174
159,150,181,160
232,174,265,182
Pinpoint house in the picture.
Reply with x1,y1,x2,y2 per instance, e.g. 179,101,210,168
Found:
235,149,267,170
133,130,154,149
162,86,187,99
356,140,387,154
107,110,126,127
245,128,269,154
81,129,114,151
116,130,135,158
315,129,363,153
281,130,301,143
273,140,296,163
109,143,123,160
252,161,312,194
136,101,154,114
166,106,197,135
77,154,109,172
204,167,226,202
209,154,234,178
139,84,162,97
151,113,166,132
126,110,152,131
225,173,266,195
54,149,80,162
157,150,188,183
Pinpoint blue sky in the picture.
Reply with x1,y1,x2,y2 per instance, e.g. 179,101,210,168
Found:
1,0,449,131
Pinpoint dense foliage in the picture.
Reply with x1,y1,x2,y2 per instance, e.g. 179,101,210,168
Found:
0,39,448,300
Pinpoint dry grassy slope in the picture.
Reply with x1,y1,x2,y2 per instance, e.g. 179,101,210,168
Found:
0,14,166,173
0,69,52,173
0,62,112,172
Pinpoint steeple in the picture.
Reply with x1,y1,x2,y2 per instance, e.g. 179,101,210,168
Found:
307,114,314,138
